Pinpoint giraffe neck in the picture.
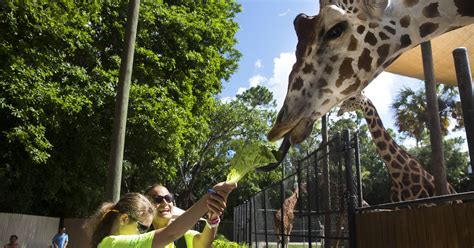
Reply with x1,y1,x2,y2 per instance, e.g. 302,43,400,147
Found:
361,100,407,174
284,192,298,210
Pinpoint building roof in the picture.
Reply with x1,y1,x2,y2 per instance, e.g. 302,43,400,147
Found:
386,24,474,86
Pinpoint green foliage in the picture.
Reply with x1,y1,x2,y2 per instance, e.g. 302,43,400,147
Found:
391,85,463,146
213,235,248,248
0,1,241,217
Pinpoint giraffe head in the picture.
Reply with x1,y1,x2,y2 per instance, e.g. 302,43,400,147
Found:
267,0,461,145
336,93,369,116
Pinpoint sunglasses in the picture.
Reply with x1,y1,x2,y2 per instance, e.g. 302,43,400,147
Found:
153,194,174,204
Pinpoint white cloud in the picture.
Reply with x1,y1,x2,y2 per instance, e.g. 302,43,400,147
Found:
254,59,263,69
249,74,268,87
267,52,296,110
278,9,291,17
236,87,247,95
219,96,234,104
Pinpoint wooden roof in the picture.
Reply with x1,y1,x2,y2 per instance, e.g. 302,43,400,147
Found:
386,24,474,85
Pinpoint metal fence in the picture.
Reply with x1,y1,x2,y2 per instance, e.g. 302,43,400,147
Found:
234,130,361,248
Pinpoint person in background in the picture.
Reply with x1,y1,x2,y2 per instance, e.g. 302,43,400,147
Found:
144,184,221,248
3,235,19,248
87,181,236,248
52,227,69,248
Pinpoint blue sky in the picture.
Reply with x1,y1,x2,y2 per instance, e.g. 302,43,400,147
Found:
220,0,466,148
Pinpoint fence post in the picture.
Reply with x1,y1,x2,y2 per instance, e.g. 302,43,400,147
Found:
453,47,474,175
343,130,357,248
263,190,269,247
354,133,363,207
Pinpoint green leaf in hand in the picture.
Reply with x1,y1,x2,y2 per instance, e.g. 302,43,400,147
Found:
226,143,278,183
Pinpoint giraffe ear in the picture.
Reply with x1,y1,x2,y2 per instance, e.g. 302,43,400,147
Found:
363,0,390,18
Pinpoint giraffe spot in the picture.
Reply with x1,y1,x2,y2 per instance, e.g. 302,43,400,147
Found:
324,65,333,74
377,141,387,151
330,55,339,62
389,144,396,154
370,119,376,129
322,99,330,105
318,78,328,88
341,78,361,95
389,20,396,25
411,174,421,184
383,130,390,140
391,160,402,169
353,7,359,14
399,16,411,28
400,34,412,48
303,63,313,74
357,25,366,34
342,0,348,4
402,173,411,186
383,26,396,35
322,88,333,94
376,44,390,67
401,189,411,199
367,109,374,116
372,129,381,138
419,22,439,38
357,13,367,21
423,3,440,18
454,0,474,17
397,154,406,164
383,154,392,162
369,22,379,28
336,58,354,87
378,32,389,40
364,32,377,46
291,77,304,91
358,48,372,72
392,172,400,178
302,88,306,97
306,47,313,56
348,35,358,51
408,160,418,169
404,0,419,7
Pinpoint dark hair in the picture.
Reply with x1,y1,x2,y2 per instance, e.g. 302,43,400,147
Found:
9,235,18,243
87,193,154,247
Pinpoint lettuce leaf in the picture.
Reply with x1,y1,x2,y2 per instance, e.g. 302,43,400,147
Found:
226,143,278,183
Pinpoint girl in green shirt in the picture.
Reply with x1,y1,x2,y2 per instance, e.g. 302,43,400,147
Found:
87,181,236,248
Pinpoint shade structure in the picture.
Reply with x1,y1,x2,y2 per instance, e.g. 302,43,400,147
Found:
386,24,474,85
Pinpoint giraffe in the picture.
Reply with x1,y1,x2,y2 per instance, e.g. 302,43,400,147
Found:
273,182,303,248
337,93,457,201
267,0,474,145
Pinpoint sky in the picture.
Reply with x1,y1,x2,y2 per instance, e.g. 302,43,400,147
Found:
219,0,466,148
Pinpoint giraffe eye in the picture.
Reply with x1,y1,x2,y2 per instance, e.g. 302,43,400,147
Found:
325,21,347,40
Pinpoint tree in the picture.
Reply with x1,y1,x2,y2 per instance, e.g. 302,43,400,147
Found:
391,85,463,146
0,1,241,217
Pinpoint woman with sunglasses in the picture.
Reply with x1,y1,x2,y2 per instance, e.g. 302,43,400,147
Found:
87,181,236,248
144,184,220,248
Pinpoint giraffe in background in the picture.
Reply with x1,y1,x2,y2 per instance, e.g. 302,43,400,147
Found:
274,181,305,248
337,93,457,201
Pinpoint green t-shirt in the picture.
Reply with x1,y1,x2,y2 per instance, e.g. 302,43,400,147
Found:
97,230,199,248
98,231,154,248
164,230,199,248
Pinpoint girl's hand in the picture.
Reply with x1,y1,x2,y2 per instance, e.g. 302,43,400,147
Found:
207,182,237,217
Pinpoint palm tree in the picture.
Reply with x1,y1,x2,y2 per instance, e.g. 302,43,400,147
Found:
391,85,463,147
